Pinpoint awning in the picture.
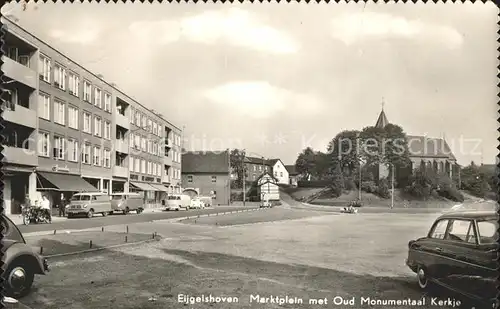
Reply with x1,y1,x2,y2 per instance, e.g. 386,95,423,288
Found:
149,184,169,192
37,172,99,192
130,182,157,191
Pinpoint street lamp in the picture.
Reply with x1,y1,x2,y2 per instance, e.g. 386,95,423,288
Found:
389,162,395,209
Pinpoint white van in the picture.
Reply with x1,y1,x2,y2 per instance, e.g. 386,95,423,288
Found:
66,192,112,218
165,194,191,211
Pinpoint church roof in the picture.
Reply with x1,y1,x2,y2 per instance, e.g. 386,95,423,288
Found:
375,109,389,128
406,135,457,161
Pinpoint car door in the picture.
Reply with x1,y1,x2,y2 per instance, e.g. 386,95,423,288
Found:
467,220,498,303
421,219,450,280
437,219,478,296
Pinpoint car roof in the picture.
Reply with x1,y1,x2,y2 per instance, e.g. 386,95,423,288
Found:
74,192,105,195
437,210,498,221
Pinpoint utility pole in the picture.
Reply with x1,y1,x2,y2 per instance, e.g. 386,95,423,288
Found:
242,150,246,206
390,162,394,209
357,134,362,201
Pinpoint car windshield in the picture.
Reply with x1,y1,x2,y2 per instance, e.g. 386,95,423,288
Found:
72,195,91,201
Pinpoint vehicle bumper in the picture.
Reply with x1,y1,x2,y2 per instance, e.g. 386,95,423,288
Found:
66,209,88,214
43,257,49,273
405,258,418,272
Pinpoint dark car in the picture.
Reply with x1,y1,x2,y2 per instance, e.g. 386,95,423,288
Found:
1,214,49,298
405,210,498,307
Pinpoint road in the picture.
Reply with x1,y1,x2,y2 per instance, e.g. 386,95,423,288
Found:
17,206,256,234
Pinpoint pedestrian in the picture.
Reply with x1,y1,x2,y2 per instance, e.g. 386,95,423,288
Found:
59,193,66,217
40,195,52,223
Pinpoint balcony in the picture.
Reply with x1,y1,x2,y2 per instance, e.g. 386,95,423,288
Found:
115,113,130,130
114,139,129,154
113,166,128,178
3,104,37,129
2,56,37,89
162,174,171,184
163,156,172,166
2,146,38,166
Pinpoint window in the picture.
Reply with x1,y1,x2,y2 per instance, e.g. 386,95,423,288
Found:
38,93,51,120
129,132,134,144
68,72,79,96
157,164,161,176
445,220,475,243
253,165,256,171
188,175,193,183
477,220,498,244
129,157,134,172
134,135,140,150
141,159,146,174
141,137,146,151
104,121,111,139
274,171,278,177
53,136,65,160
211,176,217,183
68,106,79,129
68,139,78,162
54,100,65,125
135,157,140,173
104,149,111,168
38,132,50,157
54,63,66,90
130,107,135,123
148,119,152,132
147,161,152,175
83,80,92,102
280,172,283,177
93,146,102,166
148,140,152,154
104,93,111,112
430,219,449,239
83,112,91,133
135,111,140,126
94,116,102,137
39,54,51,82
142,115,147,129
83,143,91,164
94,88,102,108
153,122,158,135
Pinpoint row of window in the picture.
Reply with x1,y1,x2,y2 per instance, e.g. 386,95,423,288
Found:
129,106,163,137
128,133,163,157
39,55,112,112
187,175,217,183
39,93,112,139
38,132,111,167
129,157,163,177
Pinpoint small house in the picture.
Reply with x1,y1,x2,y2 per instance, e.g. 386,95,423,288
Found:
257,172,280,201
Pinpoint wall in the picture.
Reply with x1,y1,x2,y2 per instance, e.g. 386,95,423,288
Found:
182,173,229,206
245,162,269,181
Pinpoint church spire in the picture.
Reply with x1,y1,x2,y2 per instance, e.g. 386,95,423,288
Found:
375,98,389,128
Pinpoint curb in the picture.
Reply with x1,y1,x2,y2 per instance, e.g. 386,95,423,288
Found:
23,227,105,238
44,237,159,259
152,208,266,224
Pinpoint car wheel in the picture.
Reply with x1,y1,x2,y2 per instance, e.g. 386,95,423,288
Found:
137,208,143,214
102,211,108,217
22,215,30,226
87,210,93,218
3,262,35,298
417,266,429,289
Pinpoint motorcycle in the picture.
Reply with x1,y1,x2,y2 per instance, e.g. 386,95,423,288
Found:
21,205,51,225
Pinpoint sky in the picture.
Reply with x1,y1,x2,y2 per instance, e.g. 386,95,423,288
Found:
2,2,498,165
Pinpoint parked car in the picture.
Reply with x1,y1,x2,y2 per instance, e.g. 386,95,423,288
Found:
110,193,144,214
190,197,205,209
405,210,498,308
198,196,213,208
66,192,113,218
165,194,191,211
1,214,49,298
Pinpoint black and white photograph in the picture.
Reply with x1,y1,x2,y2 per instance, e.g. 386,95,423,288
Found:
0,2,498,309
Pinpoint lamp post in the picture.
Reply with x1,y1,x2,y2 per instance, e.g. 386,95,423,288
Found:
389,162,395,209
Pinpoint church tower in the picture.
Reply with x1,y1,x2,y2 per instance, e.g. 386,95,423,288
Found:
375,99,389,128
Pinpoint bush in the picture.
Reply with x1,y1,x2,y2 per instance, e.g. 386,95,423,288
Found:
297,180,331,188
361,181,377,193
438,185,464,202
348,199,363,207
404,182,432,200
377,178,391,199
230,192,243,201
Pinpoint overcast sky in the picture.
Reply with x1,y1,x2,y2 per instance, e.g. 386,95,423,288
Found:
2,2,498,165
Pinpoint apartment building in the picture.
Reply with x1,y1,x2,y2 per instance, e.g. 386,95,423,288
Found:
1,17,182,215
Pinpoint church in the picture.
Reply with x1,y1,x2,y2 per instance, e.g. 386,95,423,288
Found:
373,107,458,182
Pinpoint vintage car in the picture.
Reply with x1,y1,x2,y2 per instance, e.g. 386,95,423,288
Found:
1,214,49,298
405,209,498,307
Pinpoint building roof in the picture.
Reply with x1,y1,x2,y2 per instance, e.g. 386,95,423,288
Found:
256,172,279,183
244,156,270,165
406,135,456,160
285,165,298,175
375,109,389,129
182,151,230,174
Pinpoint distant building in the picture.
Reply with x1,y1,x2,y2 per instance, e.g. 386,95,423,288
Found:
181,150,231,206
267,159,289,185
243,156,270,181
373,107,458,181
285,165,299,186
257,172,280,201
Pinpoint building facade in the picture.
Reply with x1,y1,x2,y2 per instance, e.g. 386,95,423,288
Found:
285,165,299,186
243,156,269,181
181,150,231,206
267,159,289,185
2,17,182,216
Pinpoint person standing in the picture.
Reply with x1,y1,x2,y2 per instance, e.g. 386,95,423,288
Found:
40,195,52,223
59,193,66,217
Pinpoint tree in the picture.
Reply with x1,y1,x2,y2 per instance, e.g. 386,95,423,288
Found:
295,147,317,179
326,130,361,177
460,163,492,198
230,149,246,188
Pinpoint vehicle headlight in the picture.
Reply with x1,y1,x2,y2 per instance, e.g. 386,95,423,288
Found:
83,204,88,208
